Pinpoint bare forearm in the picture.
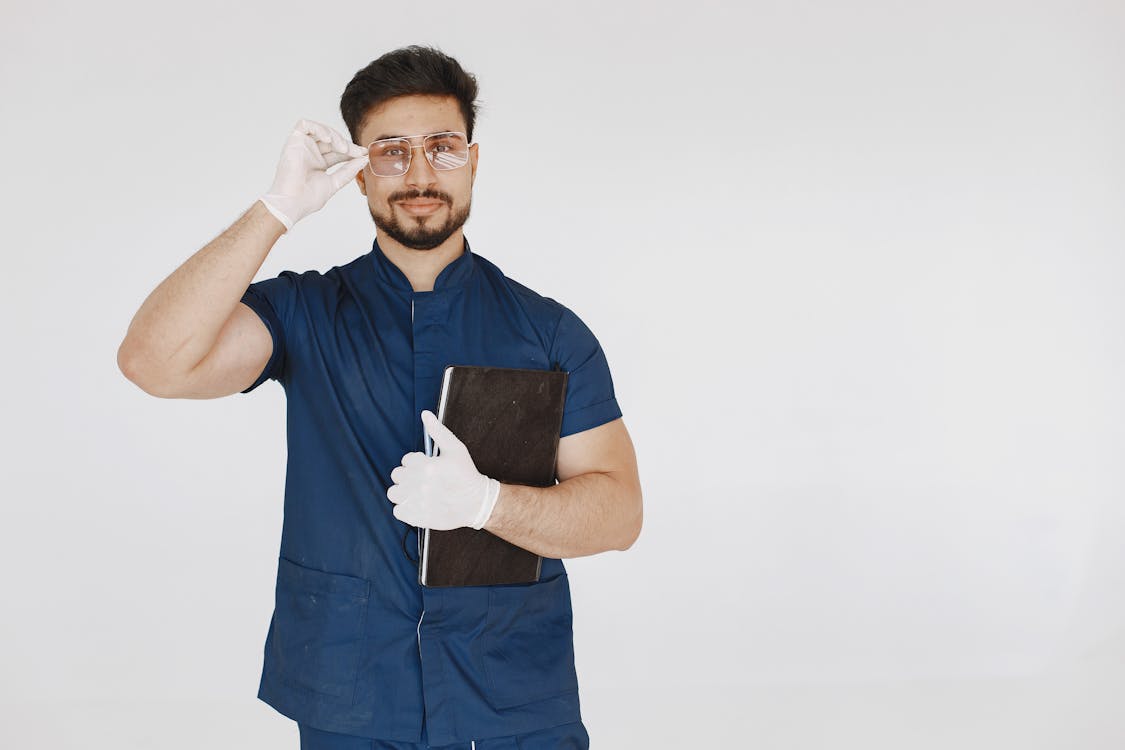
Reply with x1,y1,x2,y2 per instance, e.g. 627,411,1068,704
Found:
117,200,285,378
484,472,643,559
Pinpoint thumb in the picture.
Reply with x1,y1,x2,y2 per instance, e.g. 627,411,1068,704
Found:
421,410,464,456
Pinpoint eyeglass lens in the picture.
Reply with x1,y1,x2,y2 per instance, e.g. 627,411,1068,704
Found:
368,133,469,176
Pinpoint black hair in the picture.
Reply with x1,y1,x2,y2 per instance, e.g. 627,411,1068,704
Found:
340,45,481,145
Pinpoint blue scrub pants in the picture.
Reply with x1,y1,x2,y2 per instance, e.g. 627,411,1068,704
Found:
297,720,590,750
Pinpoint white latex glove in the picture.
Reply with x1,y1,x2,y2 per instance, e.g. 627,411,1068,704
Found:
387,410,501,531
258,118,369,232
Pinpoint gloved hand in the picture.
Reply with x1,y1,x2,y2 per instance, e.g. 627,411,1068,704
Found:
258,118,369,232
387,410,501,531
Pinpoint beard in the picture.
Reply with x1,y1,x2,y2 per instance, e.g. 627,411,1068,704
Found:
369,190,472,251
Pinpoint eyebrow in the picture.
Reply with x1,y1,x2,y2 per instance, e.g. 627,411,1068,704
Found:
371,129,459,141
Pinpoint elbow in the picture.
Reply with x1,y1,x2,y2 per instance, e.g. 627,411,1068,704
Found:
117,342,150,390
117,340,135,377
617,488,644,551
117,343,176,398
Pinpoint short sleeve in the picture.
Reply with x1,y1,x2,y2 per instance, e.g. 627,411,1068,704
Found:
550,307,623,437
238,271,300,393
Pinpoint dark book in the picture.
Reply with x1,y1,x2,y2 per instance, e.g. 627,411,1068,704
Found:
418,365,569,587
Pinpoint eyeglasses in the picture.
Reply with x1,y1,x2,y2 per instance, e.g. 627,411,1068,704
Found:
365,131,472,177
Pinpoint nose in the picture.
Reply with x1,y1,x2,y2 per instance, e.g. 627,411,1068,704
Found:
403,143,438,190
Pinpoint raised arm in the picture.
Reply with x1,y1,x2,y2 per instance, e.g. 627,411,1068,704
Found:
117,201,285,399
117,119,369,399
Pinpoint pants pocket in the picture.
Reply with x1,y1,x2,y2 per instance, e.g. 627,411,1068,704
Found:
268,556,370,701
481,572,580,709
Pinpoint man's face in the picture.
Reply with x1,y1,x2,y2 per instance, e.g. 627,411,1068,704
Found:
355,94,479,251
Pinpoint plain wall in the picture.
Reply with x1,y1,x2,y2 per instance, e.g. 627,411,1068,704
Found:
1,1,1123,747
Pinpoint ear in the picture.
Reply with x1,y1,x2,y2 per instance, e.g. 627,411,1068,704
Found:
469,142,479,186
356,167,367,196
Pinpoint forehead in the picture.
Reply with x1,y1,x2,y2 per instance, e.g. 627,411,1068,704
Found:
359,95,467,143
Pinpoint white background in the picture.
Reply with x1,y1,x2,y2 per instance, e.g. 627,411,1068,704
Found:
2,1,1124,747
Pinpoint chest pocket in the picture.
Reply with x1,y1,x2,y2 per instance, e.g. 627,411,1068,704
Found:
479,572,580,709
268,557,371,702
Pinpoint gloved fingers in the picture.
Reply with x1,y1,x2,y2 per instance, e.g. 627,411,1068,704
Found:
389,463,427,485
317,138,368,159
292,118,341,147
401,451,427,467
393,503,427,528
324,143,370,170
420,411,468,459
327,155,368,192
293,118,366,160
321,148,354,168
287,132,329,170
317,142,359,169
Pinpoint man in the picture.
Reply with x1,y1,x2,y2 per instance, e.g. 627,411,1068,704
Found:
117,45,642,749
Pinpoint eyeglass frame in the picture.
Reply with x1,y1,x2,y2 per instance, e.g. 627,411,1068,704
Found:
363,130,474,177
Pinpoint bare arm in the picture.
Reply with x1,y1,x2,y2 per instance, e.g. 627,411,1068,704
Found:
117,200,285,398
483,418,644,558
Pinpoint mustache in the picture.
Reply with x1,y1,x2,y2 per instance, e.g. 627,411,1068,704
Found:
390,190,450,204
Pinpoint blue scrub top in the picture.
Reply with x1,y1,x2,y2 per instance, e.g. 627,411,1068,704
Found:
238,236,622,745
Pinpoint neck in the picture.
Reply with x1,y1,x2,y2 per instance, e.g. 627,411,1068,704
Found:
378,230,465,292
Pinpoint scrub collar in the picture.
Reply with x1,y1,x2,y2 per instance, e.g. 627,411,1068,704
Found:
369,235,477,292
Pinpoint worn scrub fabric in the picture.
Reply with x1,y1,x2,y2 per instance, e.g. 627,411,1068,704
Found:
239,236,621,746
298,719,591,749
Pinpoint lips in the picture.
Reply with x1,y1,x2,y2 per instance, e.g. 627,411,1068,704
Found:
398,200,445,216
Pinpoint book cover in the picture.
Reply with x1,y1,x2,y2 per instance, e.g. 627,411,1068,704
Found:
420,365,568,587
